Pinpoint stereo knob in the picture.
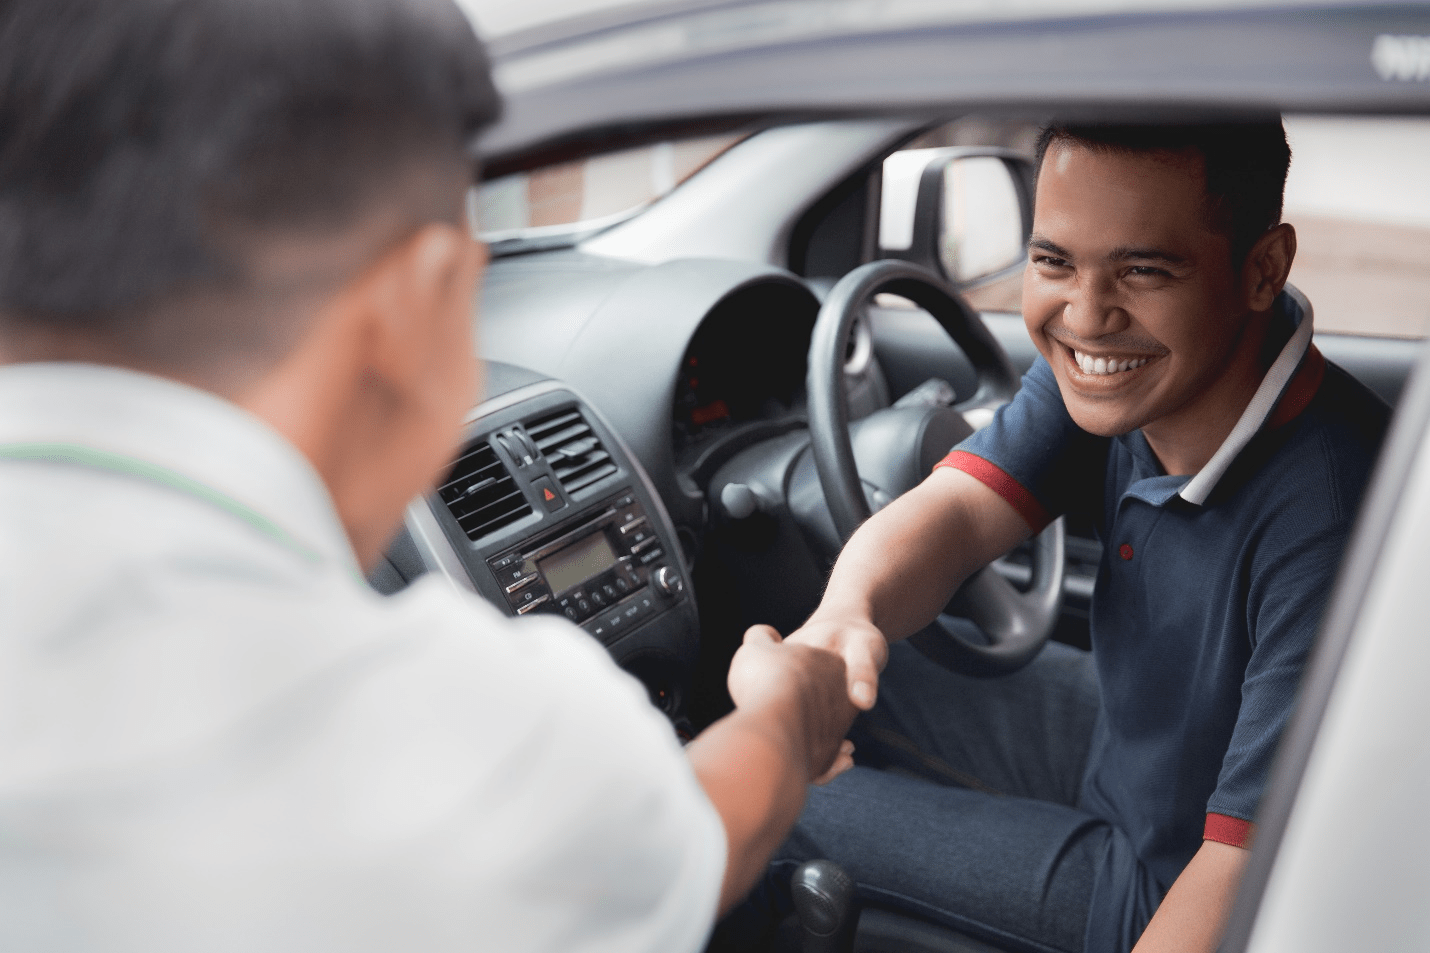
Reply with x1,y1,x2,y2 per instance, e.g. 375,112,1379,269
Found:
653,565,683,598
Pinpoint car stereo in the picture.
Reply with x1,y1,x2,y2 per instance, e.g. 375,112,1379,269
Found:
487,490,685,645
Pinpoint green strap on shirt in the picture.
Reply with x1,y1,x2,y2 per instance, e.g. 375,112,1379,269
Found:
0,441,325,565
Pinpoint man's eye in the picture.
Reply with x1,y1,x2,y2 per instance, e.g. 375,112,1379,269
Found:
1033,255,1068,268
1127,266,1171,278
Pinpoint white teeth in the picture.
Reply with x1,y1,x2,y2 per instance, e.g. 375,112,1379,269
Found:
1073,350,1148,376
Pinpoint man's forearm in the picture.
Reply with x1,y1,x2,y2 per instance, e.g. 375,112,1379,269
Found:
686,709,816,915
1133,840,1250,953
690,630,857,915
811,467,1031,642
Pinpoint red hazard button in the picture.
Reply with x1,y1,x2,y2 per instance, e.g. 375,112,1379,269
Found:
534,476,565,513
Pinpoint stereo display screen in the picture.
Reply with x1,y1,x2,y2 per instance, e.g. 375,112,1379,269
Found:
539,531,618,595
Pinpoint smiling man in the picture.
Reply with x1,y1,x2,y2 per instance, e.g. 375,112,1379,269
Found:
739,121,1392,953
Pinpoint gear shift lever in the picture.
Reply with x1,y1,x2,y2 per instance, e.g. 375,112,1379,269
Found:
791,859,858,953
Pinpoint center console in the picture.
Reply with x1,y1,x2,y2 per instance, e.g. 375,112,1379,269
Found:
401,368,698,729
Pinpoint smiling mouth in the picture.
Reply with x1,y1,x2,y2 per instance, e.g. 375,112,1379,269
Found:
1070,349,1153,377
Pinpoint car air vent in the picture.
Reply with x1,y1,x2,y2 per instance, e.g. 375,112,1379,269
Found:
437,439,532,540
527,407,618,495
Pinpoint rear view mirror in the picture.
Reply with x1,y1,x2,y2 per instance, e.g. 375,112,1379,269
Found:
880,147,1034,289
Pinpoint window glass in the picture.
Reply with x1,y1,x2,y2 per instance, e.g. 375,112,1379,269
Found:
1282,116,1430,339
474,133,746,241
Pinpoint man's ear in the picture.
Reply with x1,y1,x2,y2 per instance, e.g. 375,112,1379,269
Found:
1242,222,1297,313
362,223,475,380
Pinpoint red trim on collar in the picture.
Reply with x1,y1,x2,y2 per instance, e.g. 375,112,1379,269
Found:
1204,812,1255,849
936,450,1051,532
1268,344,1326,429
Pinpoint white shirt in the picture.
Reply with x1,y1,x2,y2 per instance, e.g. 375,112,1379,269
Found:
0,363,725,953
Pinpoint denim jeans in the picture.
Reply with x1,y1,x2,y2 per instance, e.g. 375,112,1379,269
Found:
710,637,1164,953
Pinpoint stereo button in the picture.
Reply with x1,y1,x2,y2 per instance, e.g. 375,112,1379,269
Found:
654,566,684,597
516,594,551,614
512,587,547,608
505,573,539,594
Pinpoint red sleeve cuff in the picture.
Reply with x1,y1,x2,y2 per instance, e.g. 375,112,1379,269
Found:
935,450,1051,532
1204,812,1255,849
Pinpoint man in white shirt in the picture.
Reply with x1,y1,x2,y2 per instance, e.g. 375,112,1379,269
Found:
0,0,856,950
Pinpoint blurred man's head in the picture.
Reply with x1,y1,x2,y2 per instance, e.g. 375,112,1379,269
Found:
0,0,501,565
1023,120,1297,471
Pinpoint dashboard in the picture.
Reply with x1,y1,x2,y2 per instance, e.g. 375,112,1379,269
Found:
375,263,831,730
375,362,701,733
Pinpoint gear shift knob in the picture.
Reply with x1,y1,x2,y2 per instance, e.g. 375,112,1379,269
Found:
791,859,858,953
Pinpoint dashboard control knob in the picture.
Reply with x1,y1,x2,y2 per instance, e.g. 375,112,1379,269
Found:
720,482,760,520
653,565,684,597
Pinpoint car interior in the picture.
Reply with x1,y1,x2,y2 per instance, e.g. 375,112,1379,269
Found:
361,109,1427,952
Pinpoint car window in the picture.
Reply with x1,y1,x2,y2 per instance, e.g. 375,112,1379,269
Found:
887,116,1430,339
474,133,746,242
1281,116,1430,339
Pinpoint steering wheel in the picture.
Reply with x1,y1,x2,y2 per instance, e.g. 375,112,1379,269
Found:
806,258,1065,677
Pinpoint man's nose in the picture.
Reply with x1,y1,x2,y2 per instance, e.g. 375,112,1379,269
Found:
1061,273,1129,338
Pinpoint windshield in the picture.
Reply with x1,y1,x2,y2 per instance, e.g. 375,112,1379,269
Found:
474,133,746,253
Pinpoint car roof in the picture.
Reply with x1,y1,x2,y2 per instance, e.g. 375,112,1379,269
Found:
471,0,1430,171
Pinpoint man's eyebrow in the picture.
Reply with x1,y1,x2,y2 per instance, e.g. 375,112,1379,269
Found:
1028,236,1071,257
1028,237,1191,268
1107,246,1190,266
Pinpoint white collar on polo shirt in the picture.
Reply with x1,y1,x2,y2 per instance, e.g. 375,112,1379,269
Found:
1178,285,1315,506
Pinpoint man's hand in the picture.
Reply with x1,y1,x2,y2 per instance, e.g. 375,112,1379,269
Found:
779,615,890,712
728,624,858,784
765,467,1031,715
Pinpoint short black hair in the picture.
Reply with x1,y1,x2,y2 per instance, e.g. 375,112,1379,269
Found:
1034,119,1291,269
0,0,498,345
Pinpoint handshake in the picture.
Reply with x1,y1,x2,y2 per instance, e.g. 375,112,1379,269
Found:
726,616,892,786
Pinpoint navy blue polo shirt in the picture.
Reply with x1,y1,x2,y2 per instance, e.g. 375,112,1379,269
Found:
938,291,1388,894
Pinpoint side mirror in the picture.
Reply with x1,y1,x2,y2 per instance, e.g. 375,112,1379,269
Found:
879,147,1035,289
